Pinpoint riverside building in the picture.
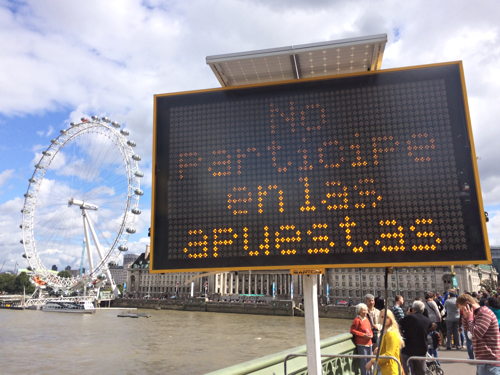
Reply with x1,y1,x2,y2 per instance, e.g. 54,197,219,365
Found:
108,253,139,288
125,248,498,301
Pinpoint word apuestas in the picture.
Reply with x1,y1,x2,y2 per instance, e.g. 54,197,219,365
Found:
180,217,441,259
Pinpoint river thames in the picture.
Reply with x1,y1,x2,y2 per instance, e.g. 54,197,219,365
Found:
0,308,350,374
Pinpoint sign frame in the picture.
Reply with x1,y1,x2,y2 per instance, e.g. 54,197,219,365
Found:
151,61,490,273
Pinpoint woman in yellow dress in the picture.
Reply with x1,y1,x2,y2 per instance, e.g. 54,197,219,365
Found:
366,309,405,375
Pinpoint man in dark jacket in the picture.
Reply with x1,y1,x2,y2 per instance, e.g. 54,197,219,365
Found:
400,300,432,375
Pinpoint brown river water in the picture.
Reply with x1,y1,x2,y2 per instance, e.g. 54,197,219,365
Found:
0,308,350,374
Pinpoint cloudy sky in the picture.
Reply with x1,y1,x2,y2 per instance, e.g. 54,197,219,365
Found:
1,0,499,273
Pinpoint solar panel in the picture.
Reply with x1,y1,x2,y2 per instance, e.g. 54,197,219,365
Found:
206,34,387,86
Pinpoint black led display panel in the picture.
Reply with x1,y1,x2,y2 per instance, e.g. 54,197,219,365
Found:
152,62,490,272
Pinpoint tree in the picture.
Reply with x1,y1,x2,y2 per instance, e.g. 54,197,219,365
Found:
51,265,58,271
0,272,35,294
0,273,16,293
57,270,72,278
14,272,35,294
65,265,71,271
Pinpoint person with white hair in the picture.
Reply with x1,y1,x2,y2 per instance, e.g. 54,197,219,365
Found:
351,303,374,375
399,300,432,375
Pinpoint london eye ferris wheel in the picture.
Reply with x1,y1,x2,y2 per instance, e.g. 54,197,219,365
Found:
20,116,144,295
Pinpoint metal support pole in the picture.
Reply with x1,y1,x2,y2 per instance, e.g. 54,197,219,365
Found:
303,274,322,375
85,212,118,297
82,210,95,275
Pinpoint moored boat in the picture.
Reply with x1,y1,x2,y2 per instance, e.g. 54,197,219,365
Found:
42,300,96,314
117,312,151,318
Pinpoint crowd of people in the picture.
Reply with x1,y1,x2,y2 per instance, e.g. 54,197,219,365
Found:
350,290,500,375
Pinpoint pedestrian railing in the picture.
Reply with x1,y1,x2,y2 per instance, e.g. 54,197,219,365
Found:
407,355,500,369
284,353,402,375
204,332,358,375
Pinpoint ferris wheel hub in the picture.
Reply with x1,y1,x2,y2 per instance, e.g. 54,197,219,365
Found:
68,198,99,211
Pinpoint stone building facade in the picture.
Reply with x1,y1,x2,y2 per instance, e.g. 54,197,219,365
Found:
125,259,497,302
326,264,497,302
126,251,202,298
108,253,139,288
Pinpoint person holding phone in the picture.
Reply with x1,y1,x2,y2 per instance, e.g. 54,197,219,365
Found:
457,294,500,375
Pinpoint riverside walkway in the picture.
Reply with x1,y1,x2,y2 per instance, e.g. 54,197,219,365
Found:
435,348,476,375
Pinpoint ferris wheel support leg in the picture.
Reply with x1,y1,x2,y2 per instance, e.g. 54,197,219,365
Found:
82,210,95,275
85,212,119,297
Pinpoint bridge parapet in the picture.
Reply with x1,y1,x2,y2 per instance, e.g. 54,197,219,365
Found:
204,332,356,375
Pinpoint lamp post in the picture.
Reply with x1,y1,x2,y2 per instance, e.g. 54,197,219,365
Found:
450,265,458,291
478,267,483,292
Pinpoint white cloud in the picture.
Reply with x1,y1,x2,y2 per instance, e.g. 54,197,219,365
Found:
36,125,54,137
0,197,24,269
0,169,14,188
486,209,500,246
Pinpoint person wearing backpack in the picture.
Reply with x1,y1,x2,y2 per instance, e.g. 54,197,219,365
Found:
425,292,442,325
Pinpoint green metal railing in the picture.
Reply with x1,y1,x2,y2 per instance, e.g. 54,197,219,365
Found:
205,333,358,375
284,354,401,375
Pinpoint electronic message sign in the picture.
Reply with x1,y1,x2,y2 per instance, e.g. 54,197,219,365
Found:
152,62,490,272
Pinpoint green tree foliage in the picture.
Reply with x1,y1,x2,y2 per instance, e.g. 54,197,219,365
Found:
0,272,35,294
0,273,16,293
15,272,35,294
57,270,72,278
